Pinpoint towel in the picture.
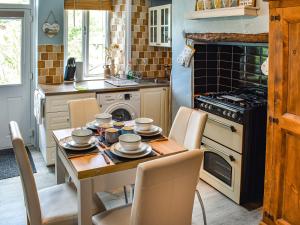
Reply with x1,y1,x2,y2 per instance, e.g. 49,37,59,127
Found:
34,90,44,125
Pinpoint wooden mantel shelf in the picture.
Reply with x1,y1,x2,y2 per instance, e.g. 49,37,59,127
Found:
185,6,259,20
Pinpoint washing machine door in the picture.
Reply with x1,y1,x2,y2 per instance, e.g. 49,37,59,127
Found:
105,103,139,122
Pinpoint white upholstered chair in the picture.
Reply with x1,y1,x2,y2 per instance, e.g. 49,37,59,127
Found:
168,106,208,224
68,98,101,128
169,106,208,150
92,149,204,225
9,121,105,225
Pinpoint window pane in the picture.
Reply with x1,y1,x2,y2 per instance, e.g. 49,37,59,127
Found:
0,18,22,85
0,0,29,4
88,11,106,75
67,10,83,62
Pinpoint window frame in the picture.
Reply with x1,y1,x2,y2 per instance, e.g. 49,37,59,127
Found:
64,9,109,79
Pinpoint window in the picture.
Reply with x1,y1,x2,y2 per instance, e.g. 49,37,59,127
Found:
65,10,108,77
0,15,22,85
0,0,30,4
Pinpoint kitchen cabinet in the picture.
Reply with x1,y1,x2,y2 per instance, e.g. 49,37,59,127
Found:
261,1,300,225
140,87,170,135
149,4,172,47
39,92,95,165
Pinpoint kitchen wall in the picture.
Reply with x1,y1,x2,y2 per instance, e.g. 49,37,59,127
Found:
131,0,172,78
38,0,64,84
171,0,269,116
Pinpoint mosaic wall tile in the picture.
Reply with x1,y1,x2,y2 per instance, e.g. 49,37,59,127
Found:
38,44,64,84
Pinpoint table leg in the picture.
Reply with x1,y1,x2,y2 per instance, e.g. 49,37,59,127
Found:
78,179,93,225
55,143,65,184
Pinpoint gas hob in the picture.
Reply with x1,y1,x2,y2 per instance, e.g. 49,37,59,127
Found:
195,88,267,123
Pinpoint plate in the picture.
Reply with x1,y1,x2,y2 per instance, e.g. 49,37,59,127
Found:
135,126,163,137
67,137,96,148
114,142,147,155
62,142,97,151
86,120,114,129
134,125,159,134
110,143,152,159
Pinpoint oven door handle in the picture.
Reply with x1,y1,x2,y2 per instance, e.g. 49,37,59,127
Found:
203,143,236,162
208,118,237,132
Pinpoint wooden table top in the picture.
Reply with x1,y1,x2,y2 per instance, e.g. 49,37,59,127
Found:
53,128,186,179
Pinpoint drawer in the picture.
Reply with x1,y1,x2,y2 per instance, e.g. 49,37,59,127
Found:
45,93,95,113
45,112,70,130
203,112,243,153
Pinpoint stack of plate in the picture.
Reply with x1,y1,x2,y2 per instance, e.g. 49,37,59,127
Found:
110,142,152,159
134,125,162,137
61,136,97,151
86,120,114,130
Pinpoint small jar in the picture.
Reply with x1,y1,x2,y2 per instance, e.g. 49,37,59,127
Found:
203,0,212,10
196,0,204,11
213,0,222,8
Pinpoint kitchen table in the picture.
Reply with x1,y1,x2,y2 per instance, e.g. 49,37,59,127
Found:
52,128,186,225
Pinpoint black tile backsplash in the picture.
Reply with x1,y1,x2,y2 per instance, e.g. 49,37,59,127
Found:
193,43,268,94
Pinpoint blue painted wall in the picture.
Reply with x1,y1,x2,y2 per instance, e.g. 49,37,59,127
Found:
150,0,172,7
171,0,269,116
38,0,64,45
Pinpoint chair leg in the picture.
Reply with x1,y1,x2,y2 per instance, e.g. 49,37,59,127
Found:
27,215,30,225
123,186,129,204
196,189,207,225
131,184,135,201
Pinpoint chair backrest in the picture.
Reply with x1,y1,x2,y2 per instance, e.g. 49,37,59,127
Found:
68,98,100,128
169,106,208,150
131,150,203,225
9,121,42,225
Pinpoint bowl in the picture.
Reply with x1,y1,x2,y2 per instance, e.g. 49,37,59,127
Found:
113,121,125,129
71,128,93,144
135,118,154,131
119,134,141,151
95,113,112,124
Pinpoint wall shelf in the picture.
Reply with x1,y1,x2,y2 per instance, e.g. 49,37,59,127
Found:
185,6,259,20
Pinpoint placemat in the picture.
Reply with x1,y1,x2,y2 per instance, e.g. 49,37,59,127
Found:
64,147,99,159
104,150,157,164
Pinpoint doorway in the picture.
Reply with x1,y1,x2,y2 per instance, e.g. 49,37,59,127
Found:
0,9,32,149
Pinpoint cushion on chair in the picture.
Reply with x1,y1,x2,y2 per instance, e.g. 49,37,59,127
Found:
92,205,131,225
39,183,78,225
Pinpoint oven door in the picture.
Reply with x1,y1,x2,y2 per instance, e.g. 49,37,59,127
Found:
105,103,139,122
200,137,242,204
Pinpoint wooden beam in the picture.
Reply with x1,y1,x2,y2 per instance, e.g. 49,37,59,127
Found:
185,33,269,43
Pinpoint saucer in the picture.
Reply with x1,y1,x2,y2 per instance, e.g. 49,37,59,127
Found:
110,143,152,158
114,142,147,155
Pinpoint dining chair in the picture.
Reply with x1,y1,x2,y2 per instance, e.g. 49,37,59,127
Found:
92,149,204,225
9,121,105,225
169,106,208,151
68,98,101,128
168,106,208,225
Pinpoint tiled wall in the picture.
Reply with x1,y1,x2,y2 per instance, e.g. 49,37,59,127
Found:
38,45,64,84
131,0,171,78
194,44,268,95
110,0,126,72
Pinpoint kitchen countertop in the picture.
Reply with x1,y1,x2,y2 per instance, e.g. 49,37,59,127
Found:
38,79,170,96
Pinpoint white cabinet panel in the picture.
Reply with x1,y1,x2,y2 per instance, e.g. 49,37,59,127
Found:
140,87,169,135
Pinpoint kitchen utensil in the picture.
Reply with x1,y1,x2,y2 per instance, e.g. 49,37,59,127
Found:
135,118,154,131
71,128,93,144
121,126,135,135
95,113,112,124
105,128,119,144
119,134,141,151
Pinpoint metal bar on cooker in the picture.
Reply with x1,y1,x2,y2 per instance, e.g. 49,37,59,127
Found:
208,117,237,132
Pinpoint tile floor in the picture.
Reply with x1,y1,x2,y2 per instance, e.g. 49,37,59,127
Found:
0,147,262,225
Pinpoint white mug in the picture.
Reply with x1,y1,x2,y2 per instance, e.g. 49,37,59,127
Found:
75,62,84,82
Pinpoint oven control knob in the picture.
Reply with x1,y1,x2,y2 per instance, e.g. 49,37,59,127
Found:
205,104,208,109
223,110,227,116
208,105,212,110
227,112,232,117
232,113,237,119
200,103,205,107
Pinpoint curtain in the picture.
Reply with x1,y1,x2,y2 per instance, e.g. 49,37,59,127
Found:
64,0,112,10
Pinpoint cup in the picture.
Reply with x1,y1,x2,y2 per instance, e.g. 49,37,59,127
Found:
95,113,112,124
105,128,119,144
75,62,84,82
121,126,135,135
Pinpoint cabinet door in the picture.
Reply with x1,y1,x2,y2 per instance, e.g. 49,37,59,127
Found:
149,8,158,46
160,5,171,47
263,6,300,225
141,88,169,135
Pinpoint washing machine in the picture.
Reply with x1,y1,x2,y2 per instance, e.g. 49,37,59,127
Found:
97,91,140,122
